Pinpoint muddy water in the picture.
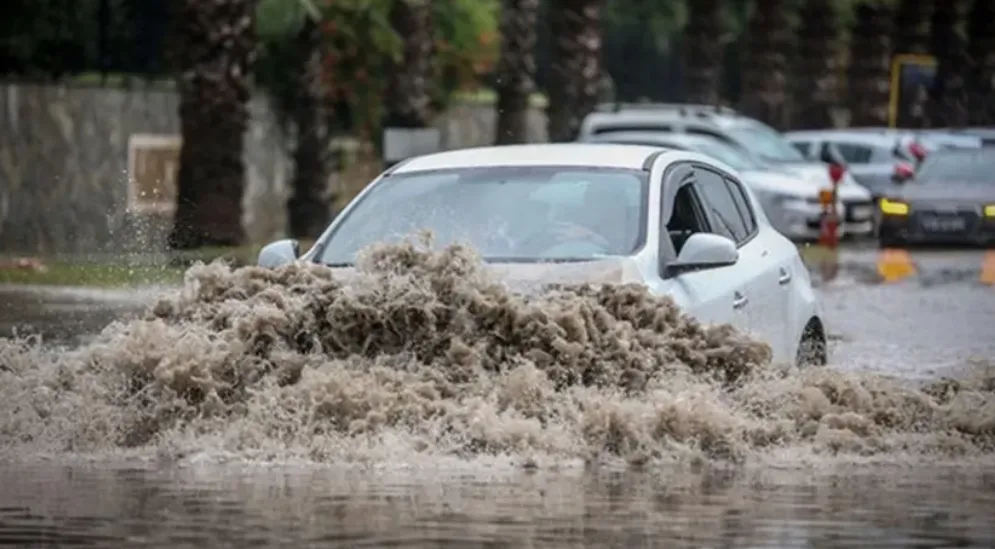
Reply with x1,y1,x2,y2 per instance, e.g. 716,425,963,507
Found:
1,241,994,547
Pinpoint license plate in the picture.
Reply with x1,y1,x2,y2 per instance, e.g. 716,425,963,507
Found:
920,215,966,232
849,206,873,220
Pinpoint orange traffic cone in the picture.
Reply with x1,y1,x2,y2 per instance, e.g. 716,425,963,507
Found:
877,248,916,283
981,250,995,285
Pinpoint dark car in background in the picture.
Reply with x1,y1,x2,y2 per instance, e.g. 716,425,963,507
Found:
877,148,995,248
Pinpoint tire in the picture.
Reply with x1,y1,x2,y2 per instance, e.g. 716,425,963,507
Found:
796,323,828,367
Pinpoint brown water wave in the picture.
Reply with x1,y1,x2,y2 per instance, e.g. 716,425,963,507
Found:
1,239,993,466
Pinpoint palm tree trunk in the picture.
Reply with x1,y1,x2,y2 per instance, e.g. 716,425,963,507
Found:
893,0,933,55
546,0,607,143
791,0,841,130
495,0,539,145
892,0,933,127
683,0,724,105
927,0,969,128
847,2,893,127
287,17,334,240
739,0,791,128
383,0,435,130
966,0,995,126
169,0,255,250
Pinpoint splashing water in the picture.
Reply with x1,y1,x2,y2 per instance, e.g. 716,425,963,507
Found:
1,239,993,468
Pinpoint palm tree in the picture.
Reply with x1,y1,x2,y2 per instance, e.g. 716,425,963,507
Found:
893,0,932,55
739,0,791,128
495,0,539,145
683,0,724,105
546,0,607,142
382,0,435,133
168,0,256,250
847,2,893,127
791,0,841,130
287,14,334,240
927,0,969,128
966,0,995,126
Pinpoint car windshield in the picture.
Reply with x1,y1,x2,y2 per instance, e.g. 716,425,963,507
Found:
690,139,761,171
914,151,995,185
727,125,806,163
317,166,648,265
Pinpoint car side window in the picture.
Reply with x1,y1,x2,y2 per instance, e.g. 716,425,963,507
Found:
692,167,750,244
832,142,874,164
665,183,711,257
790,141,811,156
724,177,757,237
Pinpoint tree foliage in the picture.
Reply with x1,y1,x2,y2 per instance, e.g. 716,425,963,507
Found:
255,0,499,136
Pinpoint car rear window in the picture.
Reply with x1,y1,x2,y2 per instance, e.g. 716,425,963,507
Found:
915,151,995,184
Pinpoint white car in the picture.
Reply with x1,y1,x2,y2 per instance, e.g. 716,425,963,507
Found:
258,144,829,366
576,106,876,239
581,131,873,241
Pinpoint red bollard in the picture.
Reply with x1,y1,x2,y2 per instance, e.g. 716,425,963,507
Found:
816,163,846,281
818,163,846,250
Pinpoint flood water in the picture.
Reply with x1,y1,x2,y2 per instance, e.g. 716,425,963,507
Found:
1,244,994,547
2,463,995,548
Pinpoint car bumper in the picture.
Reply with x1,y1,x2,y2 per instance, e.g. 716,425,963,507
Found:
879,210,995,245
766,199,875,241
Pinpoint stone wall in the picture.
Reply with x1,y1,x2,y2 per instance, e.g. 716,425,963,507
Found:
0,83,547,256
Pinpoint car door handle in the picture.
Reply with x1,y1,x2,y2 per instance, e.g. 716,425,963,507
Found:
733,291,749,309
778,268,792,285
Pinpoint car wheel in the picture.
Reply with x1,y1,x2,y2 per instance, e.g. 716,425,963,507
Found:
796,323,828,367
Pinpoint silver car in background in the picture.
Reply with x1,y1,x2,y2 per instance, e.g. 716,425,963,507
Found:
581,131,872,242
783,131,920,200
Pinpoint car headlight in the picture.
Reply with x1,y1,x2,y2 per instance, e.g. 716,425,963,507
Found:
880,198,910,216
985,204,995,217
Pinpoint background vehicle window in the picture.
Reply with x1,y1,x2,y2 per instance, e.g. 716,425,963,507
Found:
693,168,749,243
724,177,757,236
915,150,995,184
686,127,737,146
790,141,812,156
831,142,874,164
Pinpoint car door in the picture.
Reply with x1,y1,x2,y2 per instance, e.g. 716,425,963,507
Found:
726,173,796,361
647,162,747,332
692,165,791,361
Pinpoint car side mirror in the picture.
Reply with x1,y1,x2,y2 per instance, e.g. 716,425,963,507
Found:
663,233,739,277
257,238,300,268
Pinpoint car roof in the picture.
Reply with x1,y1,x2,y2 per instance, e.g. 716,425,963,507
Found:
580,110,759,133
925,147,993,159
584,130,720,147
391,143,666,173
783,130,900,147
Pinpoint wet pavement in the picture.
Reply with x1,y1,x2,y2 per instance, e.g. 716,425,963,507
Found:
1,246,994,547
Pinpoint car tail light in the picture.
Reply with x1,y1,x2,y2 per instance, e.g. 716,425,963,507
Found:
908,141,927,162
893,162,915,180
